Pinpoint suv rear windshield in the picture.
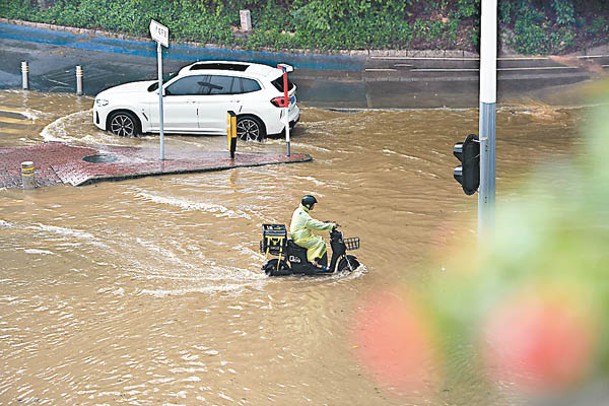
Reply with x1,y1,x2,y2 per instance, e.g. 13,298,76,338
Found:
271,77,295,93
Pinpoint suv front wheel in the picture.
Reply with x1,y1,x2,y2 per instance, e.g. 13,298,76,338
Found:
237,115,265,142
108,111,141,137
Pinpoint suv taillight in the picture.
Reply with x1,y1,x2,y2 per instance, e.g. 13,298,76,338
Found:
271,96,288,108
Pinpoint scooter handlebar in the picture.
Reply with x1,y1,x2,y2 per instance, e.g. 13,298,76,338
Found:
323,221,341,230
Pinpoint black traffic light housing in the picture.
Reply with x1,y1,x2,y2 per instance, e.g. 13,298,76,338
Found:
453,134,480,195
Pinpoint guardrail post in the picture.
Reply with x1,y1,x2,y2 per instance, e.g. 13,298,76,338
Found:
21,61,29,90
76,65,83,95
21,161,36,189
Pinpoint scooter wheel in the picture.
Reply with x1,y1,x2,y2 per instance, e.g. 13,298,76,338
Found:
337,255,360,273
263,259,290,276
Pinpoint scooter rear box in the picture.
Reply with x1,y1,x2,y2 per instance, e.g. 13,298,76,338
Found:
261,224,287,255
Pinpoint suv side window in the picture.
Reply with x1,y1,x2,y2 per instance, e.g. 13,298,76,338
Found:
165,74,262,96
240,77,262,93
204,75,261,95
206,75,262,94
165,75,209,96
207,75,236,95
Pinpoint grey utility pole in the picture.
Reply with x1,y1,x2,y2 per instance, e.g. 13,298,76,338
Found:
478,0,497,238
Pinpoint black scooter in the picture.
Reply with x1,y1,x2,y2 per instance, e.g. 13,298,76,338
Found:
260,223,361,276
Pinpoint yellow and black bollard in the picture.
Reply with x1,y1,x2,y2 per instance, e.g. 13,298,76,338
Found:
227,111,237,159
21,161,36,190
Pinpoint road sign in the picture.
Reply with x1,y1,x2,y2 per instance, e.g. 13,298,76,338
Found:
149,19,169,48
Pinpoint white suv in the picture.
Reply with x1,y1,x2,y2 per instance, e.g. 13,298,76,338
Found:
93,60,300,141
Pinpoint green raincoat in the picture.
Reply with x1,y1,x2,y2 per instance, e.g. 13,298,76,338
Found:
290,204,334,262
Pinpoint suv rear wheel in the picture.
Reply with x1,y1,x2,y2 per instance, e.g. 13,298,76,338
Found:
108,111,140,137
237,115,265,142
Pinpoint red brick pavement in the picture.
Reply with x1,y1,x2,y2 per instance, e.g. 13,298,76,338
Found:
0,142,312,189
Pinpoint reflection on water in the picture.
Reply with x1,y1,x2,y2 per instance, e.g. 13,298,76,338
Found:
0,90,580,404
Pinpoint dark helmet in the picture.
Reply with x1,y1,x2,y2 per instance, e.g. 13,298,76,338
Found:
301,195,318,209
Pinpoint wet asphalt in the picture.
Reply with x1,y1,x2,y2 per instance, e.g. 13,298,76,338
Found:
1,21,608,108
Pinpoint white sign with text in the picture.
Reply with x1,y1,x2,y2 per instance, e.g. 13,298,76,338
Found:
149,19,169,48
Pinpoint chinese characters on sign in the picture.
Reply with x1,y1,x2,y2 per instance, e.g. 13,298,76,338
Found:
149,20,169,48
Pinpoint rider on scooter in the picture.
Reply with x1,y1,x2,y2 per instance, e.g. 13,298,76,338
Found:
290,195,337,271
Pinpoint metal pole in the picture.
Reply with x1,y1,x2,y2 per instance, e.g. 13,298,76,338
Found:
21,61,29,90
283,71,291,157
284,107,291,157
76,65,83,95
478,0,497,238
157,42,165,160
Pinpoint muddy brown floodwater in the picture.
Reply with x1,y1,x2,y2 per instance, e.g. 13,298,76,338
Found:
0,89,582,405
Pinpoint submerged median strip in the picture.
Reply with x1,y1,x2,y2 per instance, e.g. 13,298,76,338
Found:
0,143,312,189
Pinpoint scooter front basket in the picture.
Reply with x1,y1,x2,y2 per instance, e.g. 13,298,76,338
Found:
344,237,360,250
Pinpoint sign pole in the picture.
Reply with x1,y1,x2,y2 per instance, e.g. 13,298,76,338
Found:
283,71,290,158
149,19,169,161
478,0,497,239
157,42,165,160
277,64,293,158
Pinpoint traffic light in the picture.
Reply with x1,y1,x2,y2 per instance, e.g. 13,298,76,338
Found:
453,134,480,195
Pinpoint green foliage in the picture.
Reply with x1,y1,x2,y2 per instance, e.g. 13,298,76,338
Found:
290,0,413,50
553,0,575,26
512,3,550,54
589,16,609,37
413,19,443,44
168,0,233,44
244,0,295,49
550,27,575,50
498,1,513,24
0,0,44,21
451,0,479,20
0,0,607,54
507,0,579,54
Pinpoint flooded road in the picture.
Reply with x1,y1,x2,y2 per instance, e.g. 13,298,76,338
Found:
0,90,582,404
